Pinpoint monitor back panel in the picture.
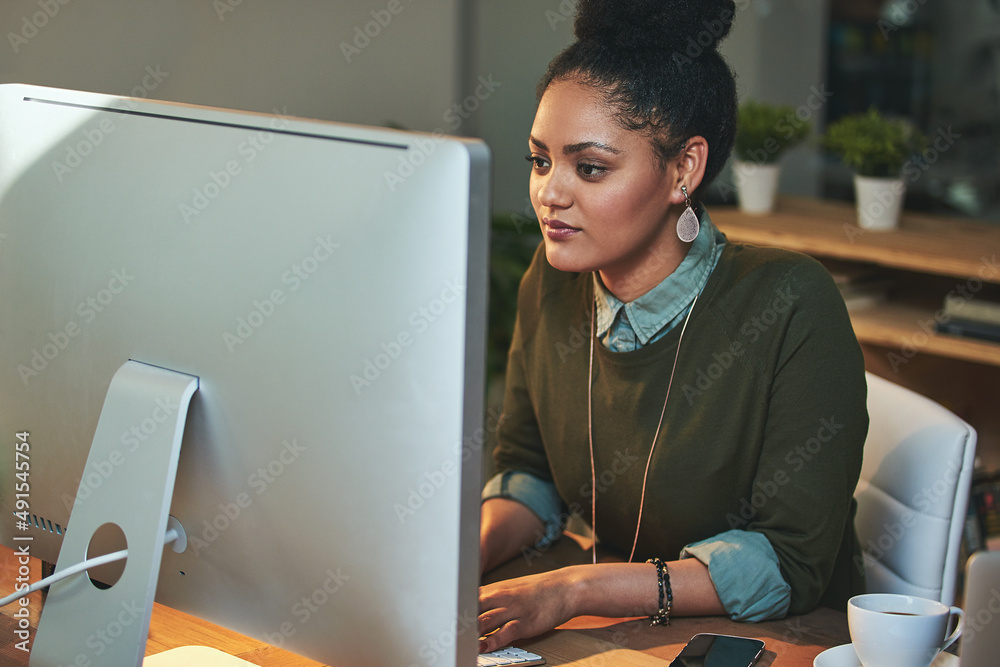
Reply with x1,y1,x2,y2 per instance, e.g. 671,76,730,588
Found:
0,84,489,666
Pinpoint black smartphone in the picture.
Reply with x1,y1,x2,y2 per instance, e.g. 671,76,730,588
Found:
668,633,765,667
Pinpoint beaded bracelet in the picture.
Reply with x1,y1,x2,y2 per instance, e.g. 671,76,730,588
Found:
645,557,672,626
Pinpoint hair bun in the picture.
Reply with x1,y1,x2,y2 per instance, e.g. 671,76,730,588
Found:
574,0,736,52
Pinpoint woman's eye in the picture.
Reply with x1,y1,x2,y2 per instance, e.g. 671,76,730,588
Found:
524,154,549,169
578,163,606,177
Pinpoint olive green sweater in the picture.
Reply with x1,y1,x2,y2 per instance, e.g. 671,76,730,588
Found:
494,241,868,614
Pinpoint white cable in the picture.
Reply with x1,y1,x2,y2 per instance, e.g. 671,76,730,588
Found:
0,527,178,608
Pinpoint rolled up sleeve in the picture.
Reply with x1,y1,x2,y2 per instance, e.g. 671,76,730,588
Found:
482,470,565,548
681,529,791,622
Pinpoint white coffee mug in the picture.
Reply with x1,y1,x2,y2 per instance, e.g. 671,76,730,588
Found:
848,594,964,667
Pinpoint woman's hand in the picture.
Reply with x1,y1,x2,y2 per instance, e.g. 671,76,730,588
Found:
478,567,583,653
477,558,726,653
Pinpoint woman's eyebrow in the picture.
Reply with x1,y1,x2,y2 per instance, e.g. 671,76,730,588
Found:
529,135,621,155
563,140,620,155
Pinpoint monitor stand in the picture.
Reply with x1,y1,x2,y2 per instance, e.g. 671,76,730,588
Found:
30,360,203,667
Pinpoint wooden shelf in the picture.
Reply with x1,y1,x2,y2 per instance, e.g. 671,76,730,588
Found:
712,197,1000,283
713,197,1000,368
848,302,1000,368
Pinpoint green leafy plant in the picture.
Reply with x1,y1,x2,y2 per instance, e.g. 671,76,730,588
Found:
488,212,540,379
734,100,811,164
823,108,927,178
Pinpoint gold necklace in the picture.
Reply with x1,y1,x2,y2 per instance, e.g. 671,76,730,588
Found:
586,289,700,564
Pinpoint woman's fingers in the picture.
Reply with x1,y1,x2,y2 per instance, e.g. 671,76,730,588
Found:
478,570,577,653
479,617,525,654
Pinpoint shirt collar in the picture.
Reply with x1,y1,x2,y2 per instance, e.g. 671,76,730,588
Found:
593,208,725,345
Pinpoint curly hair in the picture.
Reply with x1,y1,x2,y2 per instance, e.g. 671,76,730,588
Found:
537,0,739,199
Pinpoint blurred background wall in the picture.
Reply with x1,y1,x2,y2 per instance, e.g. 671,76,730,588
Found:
3,0,994,219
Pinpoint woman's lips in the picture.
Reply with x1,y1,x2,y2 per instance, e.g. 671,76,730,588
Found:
543,217,581,239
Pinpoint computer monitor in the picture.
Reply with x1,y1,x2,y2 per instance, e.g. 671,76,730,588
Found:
0,83,490,665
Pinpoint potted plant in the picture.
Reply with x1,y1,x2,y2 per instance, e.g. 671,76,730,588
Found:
732,100,811,214
823,108,926,231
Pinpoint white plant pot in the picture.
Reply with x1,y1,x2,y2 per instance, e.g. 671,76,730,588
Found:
733,159,781,215
854,174,906,231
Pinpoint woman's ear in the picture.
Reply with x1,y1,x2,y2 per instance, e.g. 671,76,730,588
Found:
670,136,709,205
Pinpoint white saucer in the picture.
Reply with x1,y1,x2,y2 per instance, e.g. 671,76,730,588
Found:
813,644,959,667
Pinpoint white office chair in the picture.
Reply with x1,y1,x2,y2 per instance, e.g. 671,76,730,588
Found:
854,371,977,606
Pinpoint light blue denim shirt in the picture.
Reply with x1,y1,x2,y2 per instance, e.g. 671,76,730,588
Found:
594,207,723,352
483,209,792,622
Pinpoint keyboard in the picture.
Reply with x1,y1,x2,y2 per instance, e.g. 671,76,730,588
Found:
477,646,546,666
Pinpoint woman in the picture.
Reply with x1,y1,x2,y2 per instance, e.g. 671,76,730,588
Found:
478,0,868,654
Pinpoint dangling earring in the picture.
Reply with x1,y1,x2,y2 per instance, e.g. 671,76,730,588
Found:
676,185,699,243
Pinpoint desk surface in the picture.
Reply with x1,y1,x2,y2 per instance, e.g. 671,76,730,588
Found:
524,609,848,666
2,541,849,666
484,536,850,667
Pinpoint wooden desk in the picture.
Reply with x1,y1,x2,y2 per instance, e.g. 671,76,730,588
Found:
0,545,324,666
2,542,848,666
516,608,848,666
487,536,849,666
0,598,325,666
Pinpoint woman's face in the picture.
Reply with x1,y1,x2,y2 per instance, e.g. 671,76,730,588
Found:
528,78,690,298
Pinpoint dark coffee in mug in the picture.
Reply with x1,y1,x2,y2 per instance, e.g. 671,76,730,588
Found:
849,594,965,667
